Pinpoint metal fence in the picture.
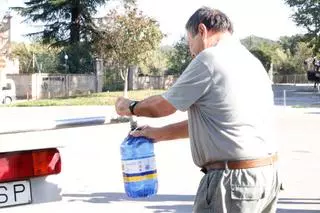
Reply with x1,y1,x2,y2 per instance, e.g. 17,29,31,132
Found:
273,74,309,84
273,84,320,107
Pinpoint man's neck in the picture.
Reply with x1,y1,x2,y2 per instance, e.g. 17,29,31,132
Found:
209,31,232,47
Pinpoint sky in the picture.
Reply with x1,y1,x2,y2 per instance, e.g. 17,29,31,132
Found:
0,0,305,46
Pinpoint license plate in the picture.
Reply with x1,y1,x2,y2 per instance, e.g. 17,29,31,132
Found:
0,180,32,208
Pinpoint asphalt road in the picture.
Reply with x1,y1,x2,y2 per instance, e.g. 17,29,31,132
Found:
1,106,320,213
273,84,320,107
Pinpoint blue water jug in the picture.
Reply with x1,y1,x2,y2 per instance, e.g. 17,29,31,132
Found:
120,135,158,198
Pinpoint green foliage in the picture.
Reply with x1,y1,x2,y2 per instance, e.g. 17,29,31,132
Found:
167,36,193,75
58,43,94,74
274,42,313,74
241,34,314,75
12,0,107,46
139,47,170,76
241,35,277,50
95,5,163,69
11,42,61,73
102,68,124,91
284,0,320,54
279,35,305,55
11,0,121,73
10,42,94,74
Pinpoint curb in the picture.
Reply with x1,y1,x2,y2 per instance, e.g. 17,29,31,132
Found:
55,116,106,128
0,116,131,135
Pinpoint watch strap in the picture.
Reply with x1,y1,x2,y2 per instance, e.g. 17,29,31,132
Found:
129,101,139,115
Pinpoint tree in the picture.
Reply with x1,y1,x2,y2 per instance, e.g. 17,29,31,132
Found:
11,42,61,73
284,0,320,54
241,35,277,50
279,35,305,55
11,0,110,46
272,41,313,75
94,4,163,96
12,0,109,73
167,36,193,75
139,47,170,76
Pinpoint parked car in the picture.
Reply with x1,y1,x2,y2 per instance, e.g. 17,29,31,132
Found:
0,79,16,104
0,147,62,208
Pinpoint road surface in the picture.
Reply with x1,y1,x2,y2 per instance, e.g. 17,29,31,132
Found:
0,106,320,212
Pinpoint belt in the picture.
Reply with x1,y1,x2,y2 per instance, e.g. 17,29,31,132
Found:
201,154,278,174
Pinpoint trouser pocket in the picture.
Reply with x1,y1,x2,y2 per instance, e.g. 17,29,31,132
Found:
193,170,224,213
231,185,265,201
230,185,265,213
230,168,266,213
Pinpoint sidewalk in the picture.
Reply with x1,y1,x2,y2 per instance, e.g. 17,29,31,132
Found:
0,106,118,134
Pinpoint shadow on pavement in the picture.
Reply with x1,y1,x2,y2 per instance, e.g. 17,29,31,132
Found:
145,204,193,213
305,112,320,114
63,192,194,213
278,198,320,205
63,194,320,213
277,198,320,213
63,192,195,203
277,209,320,213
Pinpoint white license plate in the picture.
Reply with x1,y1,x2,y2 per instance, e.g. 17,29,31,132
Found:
0,180,32,208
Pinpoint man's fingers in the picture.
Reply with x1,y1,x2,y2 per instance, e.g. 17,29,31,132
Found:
130,129,145,137
130,125,148,137
129,126,159,142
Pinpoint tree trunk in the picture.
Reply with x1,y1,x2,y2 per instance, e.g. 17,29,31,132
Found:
70,0,81,44
123,67,129,98
69,0,81,73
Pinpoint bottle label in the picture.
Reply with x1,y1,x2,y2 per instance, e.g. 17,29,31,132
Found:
122,156,156,174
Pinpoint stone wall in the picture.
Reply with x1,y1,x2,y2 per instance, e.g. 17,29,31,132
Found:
7,74,32,99
7,73,102,99
134,75,177,90
32,74,97,99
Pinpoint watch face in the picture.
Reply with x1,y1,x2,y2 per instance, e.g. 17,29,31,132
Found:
130,102,136,107
129,101,138,115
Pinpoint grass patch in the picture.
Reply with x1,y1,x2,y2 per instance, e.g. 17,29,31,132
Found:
4,90,165,107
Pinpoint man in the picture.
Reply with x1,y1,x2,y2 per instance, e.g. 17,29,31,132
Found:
115,7,280,213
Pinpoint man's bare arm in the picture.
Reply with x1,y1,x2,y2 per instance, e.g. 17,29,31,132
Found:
131,120,189,142
134,95,176,117
115,95,177,117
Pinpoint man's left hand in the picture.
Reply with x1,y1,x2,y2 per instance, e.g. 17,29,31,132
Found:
115,97,132,116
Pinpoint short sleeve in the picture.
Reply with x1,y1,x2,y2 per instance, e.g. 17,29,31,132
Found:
162,58,213,111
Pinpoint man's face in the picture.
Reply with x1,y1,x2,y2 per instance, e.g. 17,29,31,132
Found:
187,24,211,58
187,31,202,58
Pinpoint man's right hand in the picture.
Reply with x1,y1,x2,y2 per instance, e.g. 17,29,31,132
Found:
130,120,189,143
130,125,163,142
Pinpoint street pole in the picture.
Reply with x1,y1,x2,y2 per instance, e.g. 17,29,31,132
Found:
5,12,12,57
64,54,68,73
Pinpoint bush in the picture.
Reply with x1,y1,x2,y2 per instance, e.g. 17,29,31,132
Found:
102,80,124,92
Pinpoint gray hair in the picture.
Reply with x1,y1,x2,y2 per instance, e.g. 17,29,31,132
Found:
185,7,234,37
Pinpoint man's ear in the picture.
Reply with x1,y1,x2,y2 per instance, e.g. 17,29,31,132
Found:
198,23,207,37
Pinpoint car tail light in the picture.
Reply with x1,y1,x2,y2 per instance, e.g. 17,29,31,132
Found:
0,148,61,183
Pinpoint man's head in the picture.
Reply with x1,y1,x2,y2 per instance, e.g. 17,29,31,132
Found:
185,7,233,57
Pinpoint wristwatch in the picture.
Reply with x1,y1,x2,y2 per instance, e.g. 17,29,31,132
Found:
129,100,139,115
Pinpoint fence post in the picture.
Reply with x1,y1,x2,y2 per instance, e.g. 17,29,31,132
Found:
283,90,286,107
